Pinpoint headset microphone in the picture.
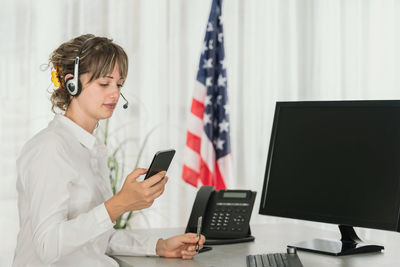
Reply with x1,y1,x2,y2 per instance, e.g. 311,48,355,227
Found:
120,93,129,109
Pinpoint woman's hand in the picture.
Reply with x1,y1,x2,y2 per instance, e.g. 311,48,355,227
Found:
105,168,168,222
156,233,206,260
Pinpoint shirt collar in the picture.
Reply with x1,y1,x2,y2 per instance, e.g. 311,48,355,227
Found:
55,114,97,150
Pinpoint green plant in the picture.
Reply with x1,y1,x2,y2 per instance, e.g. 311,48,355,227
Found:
103,118,160,229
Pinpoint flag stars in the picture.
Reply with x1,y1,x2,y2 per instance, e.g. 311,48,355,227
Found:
224,104,230,115
216,138,225,150
216,95,223,104
202,41,208,54
206,77,213,87
204,95,212,106
203,113,212,125
218,33,224,42
219,119,229,133
220,59,226,69
219,15,224,25
208,40,214,50
203,58,213,69
207,22,214,32
218,74,227,87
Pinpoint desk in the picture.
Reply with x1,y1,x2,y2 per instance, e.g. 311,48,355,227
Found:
114,222,400,267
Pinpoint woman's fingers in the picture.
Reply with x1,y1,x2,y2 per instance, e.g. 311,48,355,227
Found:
148,175,168,195
199,234,206,245
181,246,198,259
143,171,166,187
149,177,168,199
128,168,148,180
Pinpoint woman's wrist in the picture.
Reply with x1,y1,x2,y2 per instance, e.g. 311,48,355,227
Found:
104,194,127,222
155,238,165,256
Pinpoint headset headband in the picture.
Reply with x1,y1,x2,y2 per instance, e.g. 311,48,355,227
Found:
72,38,93,89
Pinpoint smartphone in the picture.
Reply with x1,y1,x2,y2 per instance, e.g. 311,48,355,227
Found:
144,149,176,179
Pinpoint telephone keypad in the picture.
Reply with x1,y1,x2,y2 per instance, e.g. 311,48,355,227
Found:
208,203,250,233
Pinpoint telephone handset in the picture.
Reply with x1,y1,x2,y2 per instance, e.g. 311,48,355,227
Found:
186,186,257,245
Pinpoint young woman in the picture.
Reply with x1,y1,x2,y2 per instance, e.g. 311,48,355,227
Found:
13,34,205,266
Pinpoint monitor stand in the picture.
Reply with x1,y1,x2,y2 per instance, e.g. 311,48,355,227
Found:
288,225,384,256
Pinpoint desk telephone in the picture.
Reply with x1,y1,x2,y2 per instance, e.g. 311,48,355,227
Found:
186,186,257,245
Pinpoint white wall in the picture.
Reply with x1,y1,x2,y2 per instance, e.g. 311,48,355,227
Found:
2,0,400,265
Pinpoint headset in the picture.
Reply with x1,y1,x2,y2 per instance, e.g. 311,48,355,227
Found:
65,37,129,109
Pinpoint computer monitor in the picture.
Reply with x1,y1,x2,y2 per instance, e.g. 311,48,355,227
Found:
259,100,400,256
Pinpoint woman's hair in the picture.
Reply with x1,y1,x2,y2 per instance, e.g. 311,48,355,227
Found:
49,34,128,113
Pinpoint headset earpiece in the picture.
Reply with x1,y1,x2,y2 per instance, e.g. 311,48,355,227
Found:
65,76,82,97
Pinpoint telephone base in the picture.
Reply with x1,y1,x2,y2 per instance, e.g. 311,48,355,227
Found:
199,246,213,253
204,235,255,245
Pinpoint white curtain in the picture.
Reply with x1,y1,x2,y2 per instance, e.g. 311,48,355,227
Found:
1,0,400,265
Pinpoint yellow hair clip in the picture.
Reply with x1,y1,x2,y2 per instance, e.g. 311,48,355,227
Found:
51,71,61,87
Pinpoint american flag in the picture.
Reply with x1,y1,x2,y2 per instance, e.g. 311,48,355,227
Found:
182,0,231,190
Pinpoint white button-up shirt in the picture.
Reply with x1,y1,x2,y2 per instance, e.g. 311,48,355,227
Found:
13,115,159,267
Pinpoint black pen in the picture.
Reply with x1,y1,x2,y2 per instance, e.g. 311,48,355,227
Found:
195,216,202,252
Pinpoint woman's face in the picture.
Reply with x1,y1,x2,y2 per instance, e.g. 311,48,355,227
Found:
75,63,124,121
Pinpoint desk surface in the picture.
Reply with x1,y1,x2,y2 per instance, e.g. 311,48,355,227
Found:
115,222,400,267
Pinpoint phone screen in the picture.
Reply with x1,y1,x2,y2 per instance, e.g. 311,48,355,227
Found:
144,149,176,179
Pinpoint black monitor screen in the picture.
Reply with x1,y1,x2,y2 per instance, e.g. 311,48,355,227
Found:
260,101,400,232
